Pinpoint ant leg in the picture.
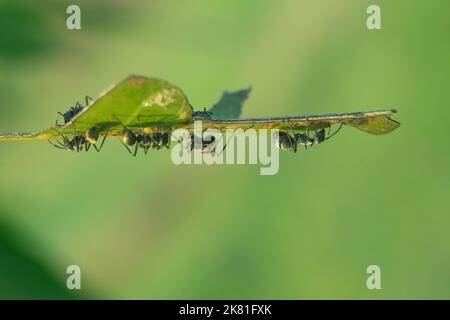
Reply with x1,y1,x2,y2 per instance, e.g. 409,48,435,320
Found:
170,133,180,147
93,130,109,152
77,138,83,153
304,118,310,150
325,123,343,140
52,128,71,145
55,112,66,126
52,131,72,152
56,140,66,148
205,131,223,155
75,102,83,110
72,125,82,152
164,133,171,149
50,135,67,149
132,143,139,157
215,134,234,157
119,140,138,157
281,118,296,151
113,114,131,130
284,118,298,153
171,132,190,150
85,96,94,106
85,143,91,152
113,115,140,155
48,140,65,150
285,125,298,153
135,115,146,136
119,140,133,156
311,128,318,148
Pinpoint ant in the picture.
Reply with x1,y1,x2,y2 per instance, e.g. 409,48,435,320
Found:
273,120,343,152
48,126,108,152
189,133,217,153
113,115,171,157
56,96,93,126
185,130,234,156
192,108,214,120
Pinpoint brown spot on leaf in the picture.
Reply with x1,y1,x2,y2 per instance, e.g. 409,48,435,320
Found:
130,76,146,87
349,118,368,125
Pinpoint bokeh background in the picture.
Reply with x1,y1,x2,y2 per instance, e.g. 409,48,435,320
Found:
0,0,449,299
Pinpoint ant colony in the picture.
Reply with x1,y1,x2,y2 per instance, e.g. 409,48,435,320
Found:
49,96,342,160
49,96,108,152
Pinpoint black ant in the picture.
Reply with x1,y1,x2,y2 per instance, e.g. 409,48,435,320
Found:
192,108,214,120
48,126,108,152
185,131,234,156
188,133,216,153
113,115,171,157
274,121,343,152
56,96,93,126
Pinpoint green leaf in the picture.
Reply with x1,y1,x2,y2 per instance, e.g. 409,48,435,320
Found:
182,109,400,135
345,112,401,135
0,75,193,141
0,76,399,142
207,88,251,120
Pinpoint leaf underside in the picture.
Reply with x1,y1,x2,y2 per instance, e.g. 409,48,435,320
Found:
176,110,400,135
0,75,400,142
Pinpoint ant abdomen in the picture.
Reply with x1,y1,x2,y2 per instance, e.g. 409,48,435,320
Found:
189,133,216,152
121,130,136,146
273,132,295,150
85,127,100,144
314,129,326,144
274,123,343,152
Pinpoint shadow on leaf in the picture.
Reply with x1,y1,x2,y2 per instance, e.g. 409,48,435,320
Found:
208,88,252,120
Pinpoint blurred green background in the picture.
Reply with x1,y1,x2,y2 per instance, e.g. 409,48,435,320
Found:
0,0,449,299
